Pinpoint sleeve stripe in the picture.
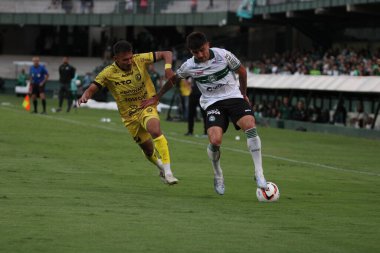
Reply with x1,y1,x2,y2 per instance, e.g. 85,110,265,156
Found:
93,81,102,90
231,63,241,71
153,52,156,63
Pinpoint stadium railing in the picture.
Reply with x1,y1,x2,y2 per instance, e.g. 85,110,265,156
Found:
0,0,321,14
0,0,238,14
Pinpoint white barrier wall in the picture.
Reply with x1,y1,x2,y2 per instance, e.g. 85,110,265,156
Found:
247,73,380,93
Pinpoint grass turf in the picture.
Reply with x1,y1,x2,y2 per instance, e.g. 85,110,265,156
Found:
0,94,379,253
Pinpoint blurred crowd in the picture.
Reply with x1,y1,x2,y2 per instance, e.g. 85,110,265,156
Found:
248,47,380,76
253,96,374,129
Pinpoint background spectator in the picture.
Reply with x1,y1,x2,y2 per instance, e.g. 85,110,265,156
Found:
139,0,148,14
61,0,73,13
292,100,308,121
333,99,347,126
179,78,191,121
191,0,197,13
125,0,134,13
349,101,373,128
0,76,4,92
148,64,162,91
57,56,76,112
17,69,28,87
185,78,207,136
81,0,94,14
277,96,293,120
248,47,380,76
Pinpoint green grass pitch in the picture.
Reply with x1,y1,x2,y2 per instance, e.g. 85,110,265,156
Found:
1,94,379,253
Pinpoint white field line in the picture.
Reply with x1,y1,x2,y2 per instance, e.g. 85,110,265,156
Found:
2,105,379,177
165,136,380,177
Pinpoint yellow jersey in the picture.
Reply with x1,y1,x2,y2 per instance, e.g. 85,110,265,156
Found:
179,79,191,96
94,52,157,120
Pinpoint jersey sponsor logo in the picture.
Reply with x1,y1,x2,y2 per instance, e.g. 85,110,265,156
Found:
245,109,252,112
207,109,221,116
115,79,132,86
119,85,145,95
206,83,226,92
138,57,151,63
124,91,148,102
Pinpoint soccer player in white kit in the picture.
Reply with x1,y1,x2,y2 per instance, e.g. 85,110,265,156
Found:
141,32,267,195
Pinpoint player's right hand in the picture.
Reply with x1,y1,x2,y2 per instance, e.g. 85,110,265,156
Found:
140,96,158,109
77,97,88,107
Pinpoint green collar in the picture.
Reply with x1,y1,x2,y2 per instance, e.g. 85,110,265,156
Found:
194,49,215,63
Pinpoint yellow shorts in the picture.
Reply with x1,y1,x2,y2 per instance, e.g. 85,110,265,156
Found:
122,106,159,144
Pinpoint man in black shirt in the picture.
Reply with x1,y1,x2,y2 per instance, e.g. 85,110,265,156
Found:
185,78,206,136
58,56,76,112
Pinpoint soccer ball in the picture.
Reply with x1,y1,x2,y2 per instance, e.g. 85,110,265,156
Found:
256,182,280,202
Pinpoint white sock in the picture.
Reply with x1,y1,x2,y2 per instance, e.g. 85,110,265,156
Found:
245,128,265,179
156,158,164,171
207,144,223,178
162,163,172,176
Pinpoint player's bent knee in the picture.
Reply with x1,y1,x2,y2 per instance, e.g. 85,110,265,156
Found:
209,138,222,147
149,131,162,139
238,115,256,130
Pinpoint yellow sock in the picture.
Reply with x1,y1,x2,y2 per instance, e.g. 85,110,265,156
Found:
153,135,171,165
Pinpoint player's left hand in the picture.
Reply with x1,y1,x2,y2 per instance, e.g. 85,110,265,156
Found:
140,96,158,109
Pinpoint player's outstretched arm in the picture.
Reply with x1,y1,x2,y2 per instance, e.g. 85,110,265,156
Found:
140,74,179,109
78,83,99,107
155,51,175,80
236,64,249,103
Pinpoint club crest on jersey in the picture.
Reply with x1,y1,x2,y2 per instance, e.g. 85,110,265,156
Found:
208,75,217,82
209,115,216,122
135,74,141,80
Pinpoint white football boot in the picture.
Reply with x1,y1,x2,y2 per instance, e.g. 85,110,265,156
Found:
164,173,179,185
255,173,267,189
159,171,178,185
214,177,225,195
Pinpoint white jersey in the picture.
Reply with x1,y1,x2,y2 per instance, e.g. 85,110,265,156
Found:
176,47,242,109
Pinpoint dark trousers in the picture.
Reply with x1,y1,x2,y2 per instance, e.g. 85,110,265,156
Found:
187,93,207,135
58,83,73,112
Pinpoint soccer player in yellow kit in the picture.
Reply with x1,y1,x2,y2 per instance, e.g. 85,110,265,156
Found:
78,40,178,184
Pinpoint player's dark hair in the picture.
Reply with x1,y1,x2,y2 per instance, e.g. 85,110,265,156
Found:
186,32,208,50
113,40,133,55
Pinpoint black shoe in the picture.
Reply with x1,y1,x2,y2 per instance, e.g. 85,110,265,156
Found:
40,111,47,115
56,108,62,112
184,132,193,136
